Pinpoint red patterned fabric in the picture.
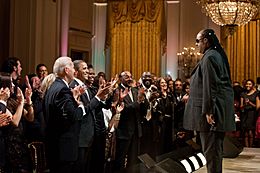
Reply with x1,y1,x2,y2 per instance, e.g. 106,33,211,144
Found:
255,112,260,139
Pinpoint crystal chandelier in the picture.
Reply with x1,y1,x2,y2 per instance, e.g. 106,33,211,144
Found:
197,0,259,26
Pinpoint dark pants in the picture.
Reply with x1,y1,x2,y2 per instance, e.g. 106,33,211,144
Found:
114,135,140,172
0,135,5,168
74,147,91,173
89,133,106,173
140,120,159,159
50,161,76,173
200,131,225,173
47,142,77,173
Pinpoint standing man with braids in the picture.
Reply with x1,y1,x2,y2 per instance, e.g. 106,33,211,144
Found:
183,29,236,173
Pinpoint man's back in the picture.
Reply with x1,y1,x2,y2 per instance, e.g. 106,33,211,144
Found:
44,77,82,166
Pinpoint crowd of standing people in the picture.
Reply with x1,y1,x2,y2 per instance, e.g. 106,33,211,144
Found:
0,29,259,173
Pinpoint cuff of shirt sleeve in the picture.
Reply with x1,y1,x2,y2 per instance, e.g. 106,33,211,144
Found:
95,95,106,104
95,95,100,101
78,104,86,116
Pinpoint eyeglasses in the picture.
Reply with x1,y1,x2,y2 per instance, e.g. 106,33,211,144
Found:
39,70,48,73
124,75,132,79
196,38,203,43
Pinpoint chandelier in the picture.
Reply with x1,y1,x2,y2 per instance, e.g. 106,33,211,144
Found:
177,47,202,79
197,0,259,26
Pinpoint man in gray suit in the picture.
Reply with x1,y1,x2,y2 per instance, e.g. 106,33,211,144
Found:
183,29,236,173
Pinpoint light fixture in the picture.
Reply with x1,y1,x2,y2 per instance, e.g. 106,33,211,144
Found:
177,47,201,79
197,0,259,26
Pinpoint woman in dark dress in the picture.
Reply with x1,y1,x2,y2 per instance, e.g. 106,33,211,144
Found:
232,84,244,138
0,73,13,172
0,72,34,173
155,77,175,154
240,79,259,147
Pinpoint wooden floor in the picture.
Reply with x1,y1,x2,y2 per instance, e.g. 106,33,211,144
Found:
195,147,260,173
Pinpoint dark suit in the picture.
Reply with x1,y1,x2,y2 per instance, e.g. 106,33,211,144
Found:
85,85,112,173
183,48,236,173
69,79,100,147
0,102,6,169
114,84,147,171
69,79,100,173
44,77,84,173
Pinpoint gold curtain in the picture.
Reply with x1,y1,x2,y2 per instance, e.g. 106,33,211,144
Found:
106,0,165,79
221,19,260,83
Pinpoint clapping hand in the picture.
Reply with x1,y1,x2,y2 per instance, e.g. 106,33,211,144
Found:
0,111,12,127
110,74,119,88
119,88,129,102
24,75,32,90
109,102,124,130
0,87,10,101
116,102,124,114
96,82,111,101
206,114,215,126
137,87,145,103
107,74,119,96
24,88,33,104
71,85,85,104
24,75,33,104
182,93,189,103
149,91,159,102
16,87,24,105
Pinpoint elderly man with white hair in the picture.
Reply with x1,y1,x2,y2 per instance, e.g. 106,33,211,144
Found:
43,57,87,173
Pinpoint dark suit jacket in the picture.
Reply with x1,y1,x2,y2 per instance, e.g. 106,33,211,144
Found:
183,48,236,132
69,79,101,147
44,77,83,162
116,84,146,139
0,102,6,166
88,85,112,136
0,103,6,113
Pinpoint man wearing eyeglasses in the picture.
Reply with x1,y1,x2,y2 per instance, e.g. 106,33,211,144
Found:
183,29,235,173
113,71,147,172
36,63,48,81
